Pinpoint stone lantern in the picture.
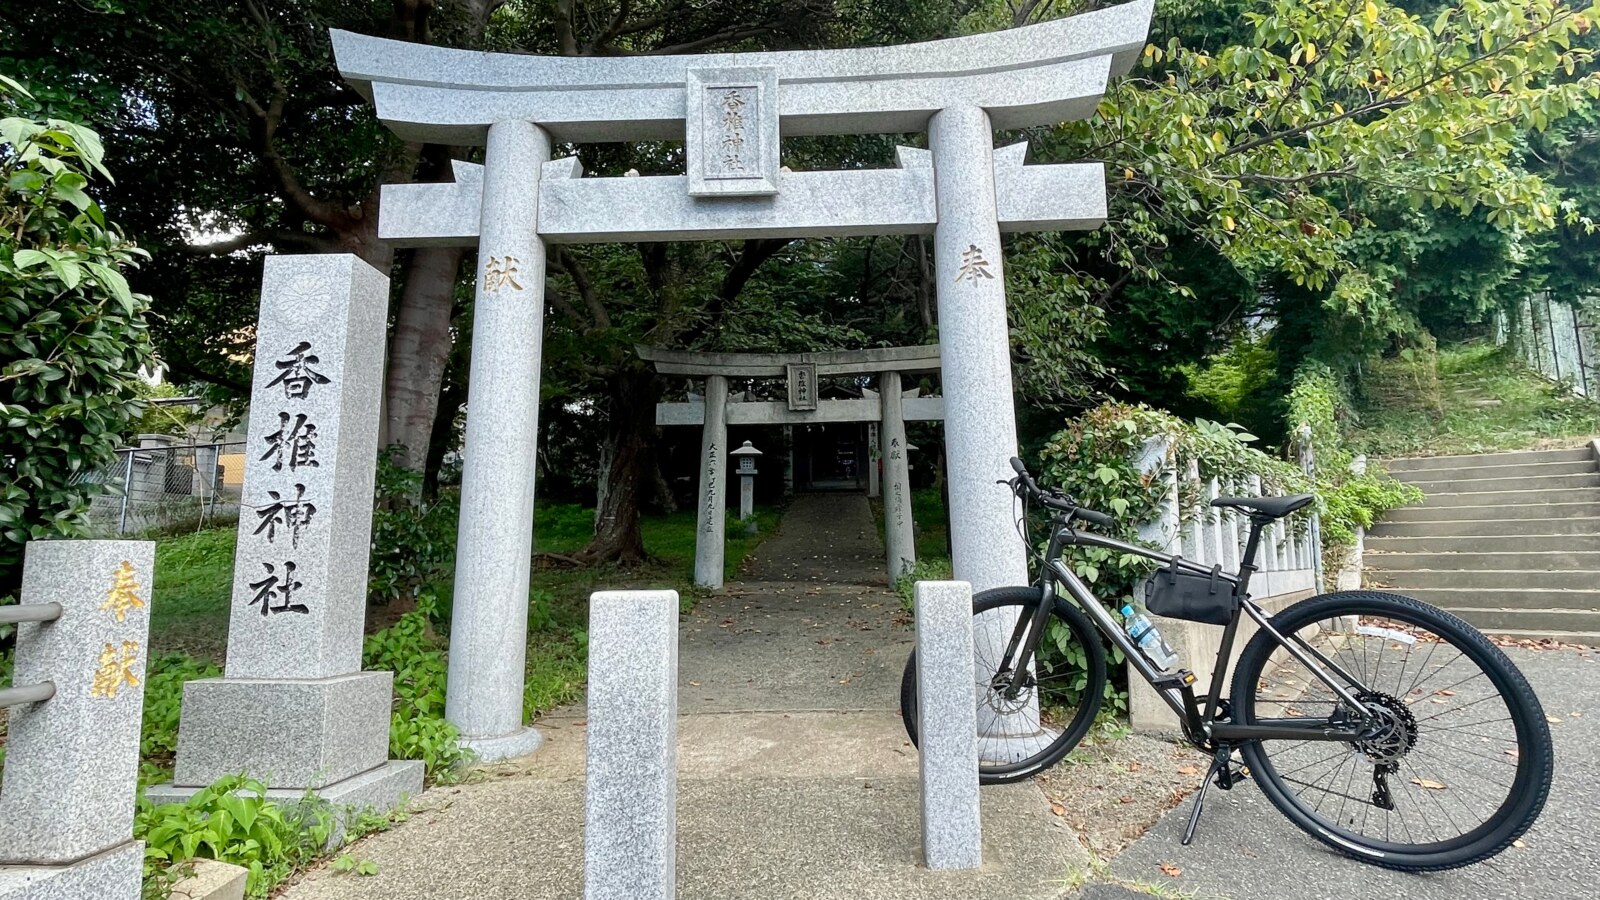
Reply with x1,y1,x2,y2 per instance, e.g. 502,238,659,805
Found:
730,441,763,523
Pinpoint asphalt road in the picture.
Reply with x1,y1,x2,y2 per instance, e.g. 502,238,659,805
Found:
1102,645,1599,900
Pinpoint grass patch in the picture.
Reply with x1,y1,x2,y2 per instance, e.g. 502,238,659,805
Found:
1351,342,1600,457
149,528,235,660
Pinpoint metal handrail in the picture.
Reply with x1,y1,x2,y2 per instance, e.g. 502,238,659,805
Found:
0,602,64,625
0,682,56,708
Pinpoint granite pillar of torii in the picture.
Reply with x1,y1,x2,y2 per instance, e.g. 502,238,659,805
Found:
638,345,944,587
331,0,1152,761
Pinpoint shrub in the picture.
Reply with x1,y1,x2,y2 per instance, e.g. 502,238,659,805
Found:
140,654,222,776
361,612,472,779
136,775,331,899
0,87,157,597
1287,364,1422,546
368,449,459,610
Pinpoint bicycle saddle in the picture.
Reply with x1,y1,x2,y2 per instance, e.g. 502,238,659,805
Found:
1209,493,1314,519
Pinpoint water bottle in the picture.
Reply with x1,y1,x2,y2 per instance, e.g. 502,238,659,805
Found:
1122,604,1179,671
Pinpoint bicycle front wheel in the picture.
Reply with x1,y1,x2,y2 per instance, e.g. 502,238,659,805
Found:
1232,591,1553,871
900,585,1107,784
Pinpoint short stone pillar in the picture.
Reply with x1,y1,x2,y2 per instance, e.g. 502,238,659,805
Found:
730,440,762,522
146,255,422,827
880,371,915,581
0,541,154,899
866,421,881,498
584,590,679,900
693,375,730,589
913,581,982,870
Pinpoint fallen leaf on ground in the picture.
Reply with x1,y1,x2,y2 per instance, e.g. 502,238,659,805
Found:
1411,778,1447,790
1547,715,1564,724
1435,689,1456,697
1159,863,1183,877
1177,765,1200,776
1128,761,1142,772
1050,802,1066,816
1513,839,1526,848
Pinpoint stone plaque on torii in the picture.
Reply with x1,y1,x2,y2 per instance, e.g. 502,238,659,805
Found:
332,0,1153,760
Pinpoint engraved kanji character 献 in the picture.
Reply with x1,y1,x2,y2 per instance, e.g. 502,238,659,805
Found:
485,256,524,292
90,640,142,699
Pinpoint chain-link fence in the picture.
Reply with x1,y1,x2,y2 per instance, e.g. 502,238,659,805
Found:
76,440,246,536
1498,293,1599,398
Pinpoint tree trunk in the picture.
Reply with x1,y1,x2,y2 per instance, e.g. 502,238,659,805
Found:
578,367,659,565
384,246,465,471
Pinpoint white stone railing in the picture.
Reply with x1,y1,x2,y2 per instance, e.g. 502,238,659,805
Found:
1131,439,1319,599
1125,437,1320,731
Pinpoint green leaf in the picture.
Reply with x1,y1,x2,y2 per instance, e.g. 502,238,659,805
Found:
11,250,49,270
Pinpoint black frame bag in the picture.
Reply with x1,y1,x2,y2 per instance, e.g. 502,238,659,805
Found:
1141,558,1237,626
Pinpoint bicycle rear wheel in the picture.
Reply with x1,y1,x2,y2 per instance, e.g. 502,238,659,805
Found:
1231,591,1553,871
900,585,1106,784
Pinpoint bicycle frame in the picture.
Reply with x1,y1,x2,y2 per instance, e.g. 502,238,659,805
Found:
998,514,1375,749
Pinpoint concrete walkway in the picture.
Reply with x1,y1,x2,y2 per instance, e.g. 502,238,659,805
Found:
282,494,1088,900
1103,645,1599,900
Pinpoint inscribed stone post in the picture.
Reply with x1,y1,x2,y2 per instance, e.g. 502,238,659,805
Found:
0,541,153,883
866,421,881,498
446,121,553,760
148,254,421,821
914,581,982,870
694,375,730,588
880,371,915,581
585,591,679,900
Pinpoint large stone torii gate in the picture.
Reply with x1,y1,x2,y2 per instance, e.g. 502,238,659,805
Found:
641,344,945,587
332,0,1153,760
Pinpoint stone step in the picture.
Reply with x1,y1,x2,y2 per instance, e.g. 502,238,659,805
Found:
1413,487,1600,508
1381,502,1600,523
1449,607,1600,635
1370,516,1600,537
1366,533,1600,553
1397,587,1600,610
1403,472,1600,494
1381,446,1595,472
1478,628,1600,646
1368,569,1600,591
1391,459,1598,484
1364,550,1600,570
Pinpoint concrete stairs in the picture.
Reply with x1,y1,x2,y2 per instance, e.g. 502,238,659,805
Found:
1368,444,1600,644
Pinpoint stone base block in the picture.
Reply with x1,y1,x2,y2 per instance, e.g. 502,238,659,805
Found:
173,672,392,790
0,841,142,900
460,725,545,763
168,859,246,900
146,760,424,848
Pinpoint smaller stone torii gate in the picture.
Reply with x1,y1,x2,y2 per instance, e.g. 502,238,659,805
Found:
641,345,944,587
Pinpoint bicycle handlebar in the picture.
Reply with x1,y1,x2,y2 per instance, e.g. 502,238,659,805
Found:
1007,457,1115,528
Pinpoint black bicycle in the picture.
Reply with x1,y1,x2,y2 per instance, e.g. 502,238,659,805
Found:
900,458,1553,871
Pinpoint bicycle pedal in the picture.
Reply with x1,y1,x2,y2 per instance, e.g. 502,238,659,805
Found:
1150,669,1198,691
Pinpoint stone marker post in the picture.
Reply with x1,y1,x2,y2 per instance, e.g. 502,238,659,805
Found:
446,121,553,760
694,375,730,588
866,421,881,498
147,255,421,822
585,590,679,900
880,371,915,581
914,580,982,870
0,541,153,899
